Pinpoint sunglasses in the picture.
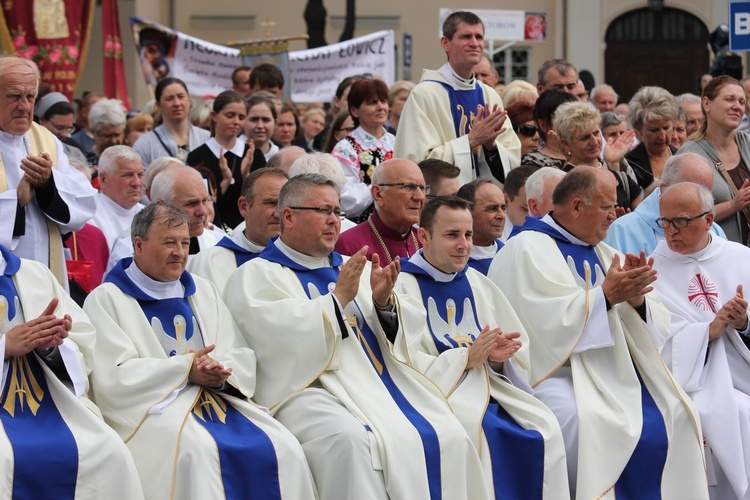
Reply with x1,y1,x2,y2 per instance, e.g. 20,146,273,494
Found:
514,124,538,137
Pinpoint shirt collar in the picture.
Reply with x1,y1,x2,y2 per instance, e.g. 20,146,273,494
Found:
206,137,245,158
408,250,458,282
275,237,331,269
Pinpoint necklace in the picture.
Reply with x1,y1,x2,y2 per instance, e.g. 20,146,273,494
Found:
368,216,420,263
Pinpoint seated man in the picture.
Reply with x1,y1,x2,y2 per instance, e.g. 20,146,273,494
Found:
398,197,569,498
335,159,426,263
526,166,565,218
418,158,461,198
457,178,506,274
604,153,726,255
488,167,708,498
188,168,288,292
0,243,142,498
501,165,536,240
83,203,316,500
88,144,145,252
651,182,750,500
225,174,488,500
108,165,224,271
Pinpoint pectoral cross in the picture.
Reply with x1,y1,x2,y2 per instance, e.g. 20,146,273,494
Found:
262,17,276,38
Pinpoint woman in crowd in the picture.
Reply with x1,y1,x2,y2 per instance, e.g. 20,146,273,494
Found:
298,107,326,150
245,94,278,161
87,98,126,167
678,75,750,244
625,86,681,191
500,80,539,108
322,110,355,153
385,80,415,134
522,89,577,169
272,103,301,149
671,107,688,149
187,90,264,230
124,112,154,147
189,98,213,131
601,111,639,183
506,101,539,155
555,101,642,211
332,78,394,223
133,77,210,165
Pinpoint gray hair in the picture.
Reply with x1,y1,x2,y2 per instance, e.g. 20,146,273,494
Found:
600,111,626,130
661,182,715,213
288,153,346,192
590,84,618,103
189,98,213,128
278,173,336,228
88,98,126,133
371,164,388,184
131,202,189,245
526,167,566,204
627,86,681,131
98,145,142,175
661,152,713,186
537,59,577,87
456,177,495,205
0,57,39,93
675,93,701,105
150,166,203,204
144,156,184,189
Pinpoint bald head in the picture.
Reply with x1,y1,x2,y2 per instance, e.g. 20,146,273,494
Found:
266,146,307,173
552,167,617,245
661,153,714,191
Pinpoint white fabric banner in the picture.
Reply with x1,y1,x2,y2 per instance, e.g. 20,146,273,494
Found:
438,9,525,41
288,30,395,103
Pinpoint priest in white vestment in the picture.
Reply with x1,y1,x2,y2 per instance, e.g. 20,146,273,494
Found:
651,182,750,500
188,168,288,293
394,11,520,186
396,196,569,499
88,145,145,252
0,243,143,499
488,167,708,499
0,57,96,285
456,178,506,275
84,203,316,500
225,174,489,500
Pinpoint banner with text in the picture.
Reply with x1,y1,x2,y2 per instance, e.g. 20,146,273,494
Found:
289,30,394,103
131,17,241,97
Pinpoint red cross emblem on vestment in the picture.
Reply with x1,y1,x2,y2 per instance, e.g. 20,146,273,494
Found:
687,273,719,313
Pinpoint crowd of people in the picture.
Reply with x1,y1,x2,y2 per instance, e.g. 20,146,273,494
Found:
2,8,750,500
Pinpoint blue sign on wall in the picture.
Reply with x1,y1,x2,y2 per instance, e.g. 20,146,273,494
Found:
731,1,750,52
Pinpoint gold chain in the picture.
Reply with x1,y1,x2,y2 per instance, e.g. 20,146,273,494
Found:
367,216,420,264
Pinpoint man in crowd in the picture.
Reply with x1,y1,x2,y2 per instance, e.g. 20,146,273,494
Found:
248,63,284,97
489,167,708,498
398,196,570,498
473,53,499,88
604,153,726,255
225,174,489,500
265,145,307,173
84,203,316,499
457,178,506,274
419,158,461,198
590,84,618,112
0,56,96,286
676,93,704,136
651,182,750,500
335,159,425,263
574,80,588,102
536,59,578,95
0,241,143,498
395,11,521,186
500,165,536,240
526,166,565,218
188,168,288,292
88,145,145,252
231,66,252,98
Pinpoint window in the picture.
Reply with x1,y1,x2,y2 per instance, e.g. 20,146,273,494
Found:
494,47,530,84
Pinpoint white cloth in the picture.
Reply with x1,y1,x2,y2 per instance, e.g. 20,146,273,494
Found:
394,63,521,186
652,236,750,499
187,231,265,293
83,263,316,500
0,254,143,499
88,193,144,252
397,253,570,498
0,127,96,269
224,239,490,500
488,218,709,500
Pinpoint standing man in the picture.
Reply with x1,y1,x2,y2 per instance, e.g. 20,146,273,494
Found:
590,84,618,112
188,168,288,292
395,11,521,186
225,174,489,500
456,178,506,274
488,167,708,499
651,182,750,500
472,53,499,89
536,59,578,95
0,56,96,286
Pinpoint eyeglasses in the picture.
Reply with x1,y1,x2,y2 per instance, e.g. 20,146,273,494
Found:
289,206,347,220
377,183,430,194
514,124,538,137
655,211,710,229
50,123,75,134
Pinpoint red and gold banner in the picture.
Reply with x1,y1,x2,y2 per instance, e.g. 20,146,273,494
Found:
0,0,96,100
101,0,129,109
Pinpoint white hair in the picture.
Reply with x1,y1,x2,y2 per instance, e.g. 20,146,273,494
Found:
675,93,701,104
661,153,712,186
150,166,203,204
88,98,126,133
145,156,184,189
98,145,142,175
525,167,566,203
590,84,618,103
288,153,346,192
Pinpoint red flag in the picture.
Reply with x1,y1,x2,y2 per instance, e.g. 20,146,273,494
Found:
0,0,95,100
101,0,130,110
